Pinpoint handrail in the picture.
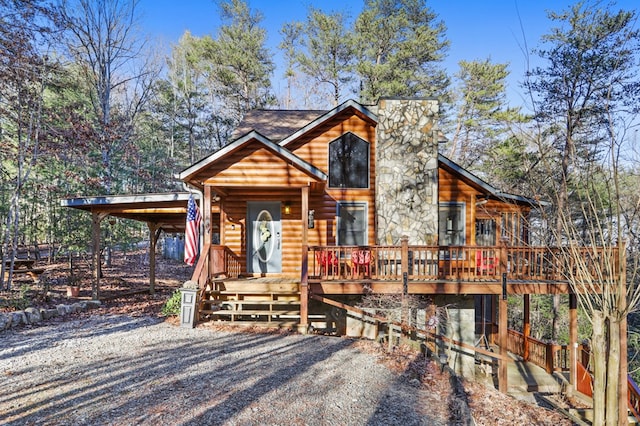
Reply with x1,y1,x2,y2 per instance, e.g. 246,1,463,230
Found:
190,243,211,288
310,293,511,363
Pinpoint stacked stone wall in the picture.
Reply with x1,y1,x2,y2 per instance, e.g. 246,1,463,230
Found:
374,98,439,245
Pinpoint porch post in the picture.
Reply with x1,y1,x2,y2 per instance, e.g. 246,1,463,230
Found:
499,296,508,393
148,223,161,295
299,187,309,333
569,293,577,392
203,186,212,247
91,211,107,300
219,198,226,245
523,294,530,361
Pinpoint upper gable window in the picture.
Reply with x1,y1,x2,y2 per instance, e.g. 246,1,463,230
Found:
328,132,370,189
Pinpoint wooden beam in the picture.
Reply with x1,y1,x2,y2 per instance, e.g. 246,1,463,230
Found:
499,296,508,392
119,208,187,214
308,281,573,295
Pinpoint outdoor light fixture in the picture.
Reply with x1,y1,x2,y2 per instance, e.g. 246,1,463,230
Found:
308,209,315,229
284,202,291,215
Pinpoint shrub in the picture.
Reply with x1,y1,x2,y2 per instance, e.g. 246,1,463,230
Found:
161,290,182,316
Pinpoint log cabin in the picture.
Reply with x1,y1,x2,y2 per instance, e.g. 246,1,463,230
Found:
63,97,623,398
176,97,609,392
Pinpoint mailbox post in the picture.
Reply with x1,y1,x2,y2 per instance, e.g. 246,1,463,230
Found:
180,281,199,328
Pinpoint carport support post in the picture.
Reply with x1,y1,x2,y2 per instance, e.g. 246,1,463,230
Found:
148,223,161,295
91,211,107,300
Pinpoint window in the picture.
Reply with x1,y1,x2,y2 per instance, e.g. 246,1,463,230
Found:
475,218,496,246
328,132,369,188
337,202,367,246
439,203,465,246
501,212,527,245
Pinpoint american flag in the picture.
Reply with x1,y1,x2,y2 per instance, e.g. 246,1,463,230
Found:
184,195,201,266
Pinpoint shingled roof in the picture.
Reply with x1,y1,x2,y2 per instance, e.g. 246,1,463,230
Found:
231,109,327,142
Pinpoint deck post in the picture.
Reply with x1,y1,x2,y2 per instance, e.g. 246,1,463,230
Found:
299,187,310,334
499,295,508,392
523,294,530,361
400,235,409,274
569,293,577,392
299,244,309,334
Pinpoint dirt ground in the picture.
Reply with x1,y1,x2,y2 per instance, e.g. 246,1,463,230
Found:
0,250,191,315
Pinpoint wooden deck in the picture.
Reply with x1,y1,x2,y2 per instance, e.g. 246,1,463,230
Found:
304,240,619,295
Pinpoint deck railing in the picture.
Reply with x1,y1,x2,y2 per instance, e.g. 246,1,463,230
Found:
507,329,570,373
190,244,241,287
209,245,241,279
308,239,619,282
507,328,640,420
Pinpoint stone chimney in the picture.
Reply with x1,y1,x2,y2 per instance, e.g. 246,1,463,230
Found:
374,98,439,245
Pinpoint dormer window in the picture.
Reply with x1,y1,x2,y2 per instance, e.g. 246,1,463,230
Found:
328,132,369,189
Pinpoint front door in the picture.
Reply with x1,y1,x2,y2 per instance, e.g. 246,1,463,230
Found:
247,202,282,274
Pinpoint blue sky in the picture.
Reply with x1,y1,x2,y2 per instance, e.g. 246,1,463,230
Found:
138,0,638,108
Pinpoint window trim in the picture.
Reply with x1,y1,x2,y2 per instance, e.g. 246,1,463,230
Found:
336,201,368,246
327,132,370,189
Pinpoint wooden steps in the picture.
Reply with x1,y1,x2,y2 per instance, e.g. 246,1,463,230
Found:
199,278,302,329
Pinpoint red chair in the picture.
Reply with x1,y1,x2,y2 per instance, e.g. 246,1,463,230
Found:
351,249,372,278
316,250,338,276
476,250,495,276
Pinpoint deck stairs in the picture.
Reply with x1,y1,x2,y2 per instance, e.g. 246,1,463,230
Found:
199,278,303,329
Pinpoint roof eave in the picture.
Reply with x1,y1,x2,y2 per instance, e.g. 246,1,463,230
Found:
438,154,543,207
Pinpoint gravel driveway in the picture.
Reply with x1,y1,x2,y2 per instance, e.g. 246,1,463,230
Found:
0,315,448,425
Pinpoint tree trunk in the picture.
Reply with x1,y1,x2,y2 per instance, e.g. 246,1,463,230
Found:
606,316,620,426
592,310,607,426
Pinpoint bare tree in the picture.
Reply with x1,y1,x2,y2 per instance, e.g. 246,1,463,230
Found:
0,0,59,290
525,3,640,423
60,0,158,194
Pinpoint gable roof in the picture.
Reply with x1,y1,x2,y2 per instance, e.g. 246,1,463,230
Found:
438,154,543,206
280,99,378,148
231,109,327,142
178,130,327,186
